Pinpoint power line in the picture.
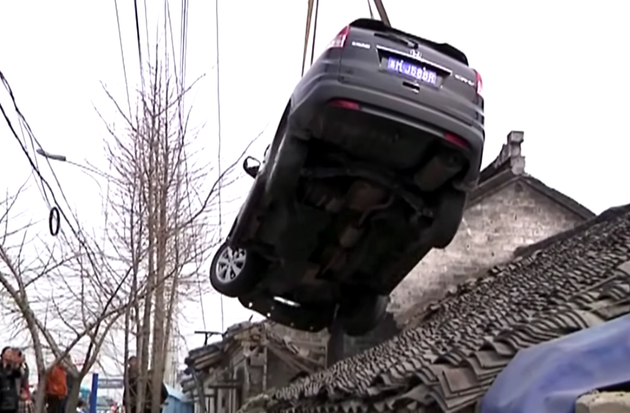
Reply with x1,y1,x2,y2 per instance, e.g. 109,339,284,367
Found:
133,0,145,85
113,0,132,116
0,72,104,265
213,0,225,332
143,0,151,63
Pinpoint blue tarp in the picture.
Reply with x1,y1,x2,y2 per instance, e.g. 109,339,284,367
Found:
480,313,630,413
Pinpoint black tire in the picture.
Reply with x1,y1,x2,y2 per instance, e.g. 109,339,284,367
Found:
265,135,308,200
209,242,264,297
238,294,334,332
427,189,467,249
337,294,389,337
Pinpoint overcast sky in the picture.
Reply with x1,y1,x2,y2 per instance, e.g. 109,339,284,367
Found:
1,0,628,370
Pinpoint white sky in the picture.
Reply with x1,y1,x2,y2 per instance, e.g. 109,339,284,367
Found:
1,0,629,372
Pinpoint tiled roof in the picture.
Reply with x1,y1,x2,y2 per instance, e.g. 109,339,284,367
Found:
242,204,630,413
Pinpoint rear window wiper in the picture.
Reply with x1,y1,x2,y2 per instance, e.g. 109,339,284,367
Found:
374,32,417,49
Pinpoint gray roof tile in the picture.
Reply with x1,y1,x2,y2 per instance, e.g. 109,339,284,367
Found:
244,204,630,413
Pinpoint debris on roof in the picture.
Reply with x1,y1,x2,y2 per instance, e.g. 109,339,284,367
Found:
184,320,327,382
242,203,630,413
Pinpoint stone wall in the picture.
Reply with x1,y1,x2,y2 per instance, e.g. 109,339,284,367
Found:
577,392,630,413
390,180,585,317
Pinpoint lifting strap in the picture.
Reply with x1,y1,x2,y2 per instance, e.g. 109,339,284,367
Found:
371,0,391,26
301,0,389,78
367,0,375,19
301,0,315,76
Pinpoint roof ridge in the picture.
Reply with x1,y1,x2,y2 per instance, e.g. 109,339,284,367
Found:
402,203,629,328
515,203,628,257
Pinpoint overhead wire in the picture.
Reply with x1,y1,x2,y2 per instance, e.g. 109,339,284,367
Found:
1,74,79,231
213,0,225,332
17,101,50,207
143,0,151,63
178,0,204,330
180,0,189,88
0,72,104,263
167,0,205,331
113,0,132,116
133,0,145,86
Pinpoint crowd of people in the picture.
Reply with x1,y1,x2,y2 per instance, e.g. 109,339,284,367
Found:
0,347,86,413
0,350,168,413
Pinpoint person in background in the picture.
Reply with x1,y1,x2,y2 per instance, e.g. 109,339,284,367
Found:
61,358,76,413
75,399,86,413
143,370,168,413
44,362,67,413
123,357,139,413
14,350,32,413
0,347,22,413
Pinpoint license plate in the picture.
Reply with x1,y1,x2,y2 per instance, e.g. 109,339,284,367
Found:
386,57,438,86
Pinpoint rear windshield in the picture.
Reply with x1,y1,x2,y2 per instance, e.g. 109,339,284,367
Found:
350,18,469,66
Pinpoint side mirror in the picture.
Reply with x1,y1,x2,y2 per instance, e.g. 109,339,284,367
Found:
243,156,261,178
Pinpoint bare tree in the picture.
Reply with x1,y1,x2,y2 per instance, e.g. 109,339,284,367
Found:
98,37,255,413
0,183,161,413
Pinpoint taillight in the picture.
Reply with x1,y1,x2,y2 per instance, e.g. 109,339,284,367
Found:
327,26,350,49
444,132,468,148
473,69,483,96
329,99,360,110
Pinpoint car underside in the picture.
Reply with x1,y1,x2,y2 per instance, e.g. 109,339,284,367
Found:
210,17,484,335
210,99,475,335
254,103,470,304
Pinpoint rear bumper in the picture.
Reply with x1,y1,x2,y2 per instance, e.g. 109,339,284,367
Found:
289,75,484,191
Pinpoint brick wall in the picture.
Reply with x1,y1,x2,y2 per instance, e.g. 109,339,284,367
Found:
390,180,585,316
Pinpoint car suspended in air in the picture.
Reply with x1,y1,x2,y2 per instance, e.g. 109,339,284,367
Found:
210,18,485,336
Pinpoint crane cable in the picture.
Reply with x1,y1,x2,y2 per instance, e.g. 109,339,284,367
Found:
367,0,375,19
300,0,315,76
309,0,320,67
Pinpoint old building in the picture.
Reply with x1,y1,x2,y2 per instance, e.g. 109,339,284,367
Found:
183,321,327,413
328,130,595,363
392,129,594,317
240,203,630,413
186,130,599,413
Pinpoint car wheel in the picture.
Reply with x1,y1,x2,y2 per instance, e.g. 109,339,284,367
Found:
337,293,389,337
265,135,308,200
427,189,467,249
210,242,263,298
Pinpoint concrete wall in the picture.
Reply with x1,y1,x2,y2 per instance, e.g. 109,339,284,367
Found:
265,352,300,388
327,312,399,365
390,180,585,317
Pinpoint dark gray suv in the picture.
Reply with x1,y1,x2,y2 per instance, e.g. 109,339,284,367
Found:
210,18,485,336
